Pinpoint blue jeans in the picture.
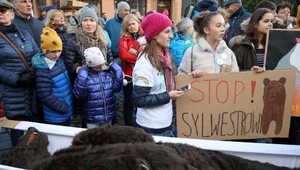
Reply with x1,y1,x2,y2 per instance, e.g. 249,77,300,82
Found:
136,123,171,137
150,130,171,137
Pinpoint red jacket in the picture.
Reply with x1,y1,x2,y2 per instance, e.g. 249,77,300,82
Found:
0,102,4,117
119,33,144,76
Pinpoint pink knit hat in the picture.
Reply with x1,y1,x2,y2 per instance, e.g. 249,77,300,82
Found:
141,13,172,42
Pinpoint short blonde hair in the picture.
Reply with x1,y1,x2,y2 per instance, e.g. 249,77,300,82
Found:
44,9,65,28
121,14,142,35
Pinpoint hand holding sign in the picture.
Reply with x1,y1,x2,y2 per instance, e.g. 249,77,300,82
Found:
191,70,206,78
251,66,265,73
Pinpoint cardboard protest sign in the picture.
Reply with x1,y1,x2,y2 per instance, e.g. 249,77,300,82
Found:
265,29,300,116
176,69,296,140
1,119,20,129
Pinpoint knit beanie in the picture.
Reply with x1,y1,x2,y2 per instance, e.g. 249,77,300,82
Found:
84,47,105,67
194,0,217,13
80,7,98,24
192,0,218,19
40,27,62,53
117,1,130,11
141,13,172,42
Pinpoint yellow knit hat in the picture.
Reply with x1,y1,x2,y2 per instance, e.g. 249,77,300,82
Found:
40,27,62,53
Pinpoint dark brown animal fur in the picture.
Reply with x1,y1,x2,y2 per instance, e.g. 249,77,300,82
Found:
0,127,51,169
72,125,155,146
32,143,197,170
159,142,298,170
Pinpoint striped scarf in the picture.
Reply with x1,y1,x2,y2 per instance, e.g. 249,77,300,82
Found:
159,48,175,92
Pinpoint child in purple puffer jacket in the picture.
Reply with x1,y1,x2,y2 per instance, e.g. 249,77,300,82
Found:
73,47,123,128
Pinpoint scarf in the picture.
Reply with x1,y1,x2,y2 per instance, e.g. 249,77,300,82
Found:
159,48,175,92
130,32,139,40
0,24,18,34
44,57,56,69
75,29,107,61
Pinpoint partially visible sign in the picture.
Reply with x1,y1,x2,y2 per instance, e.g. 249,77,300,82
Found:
265,29,300,116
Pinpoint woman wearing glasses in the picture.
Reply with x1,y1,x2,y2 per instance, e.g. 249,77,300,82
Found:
0,0,41,146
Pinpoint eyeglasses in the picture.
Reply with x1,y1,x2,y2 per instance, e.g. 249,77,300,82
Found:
0,7,11,13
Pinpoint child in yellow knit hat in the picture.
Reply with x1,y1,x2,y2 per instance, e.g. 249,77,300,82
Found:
31,27,73,126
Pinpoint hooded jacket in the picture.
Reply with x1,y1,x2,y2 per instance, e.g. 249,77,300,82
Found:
32,53,73,123
229,35,257,71
73,63,123,124
224,6,251,44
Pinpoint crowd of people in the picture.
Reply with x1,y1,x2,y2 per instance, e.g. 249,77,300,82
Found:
0,0,299,147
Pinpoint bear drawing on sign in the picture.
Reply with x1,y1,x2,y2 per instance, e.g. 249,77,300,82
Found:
261,77,286,135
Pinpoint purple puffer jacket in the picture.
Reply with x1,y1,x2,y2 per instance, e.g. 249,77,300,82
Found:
73,63,123,124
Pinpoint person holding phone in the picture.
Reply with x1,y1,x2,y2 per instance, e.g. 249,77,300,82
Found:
132,13,184,137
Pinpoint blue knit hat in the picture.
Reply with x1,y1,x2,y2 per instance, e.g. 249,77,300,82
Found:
192,0,218,19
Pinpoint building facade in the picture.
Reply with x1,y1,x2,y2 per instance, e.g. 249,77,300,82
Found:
33,0,183,25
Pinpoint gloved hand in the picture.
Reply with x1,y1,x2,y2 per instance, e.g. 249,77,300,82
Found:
16,71,35,87
106,56,113,66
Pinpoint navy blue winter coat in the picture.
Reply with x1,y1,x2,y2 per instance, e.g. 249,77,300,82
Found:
13,12,45,47
65,37,113,82
224,7,251,44
73,63,123,124
32,53,73,123
0,24,40,119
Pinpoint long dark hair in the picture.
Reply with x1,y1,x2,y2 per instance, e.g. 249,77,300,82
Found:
245,8,272,48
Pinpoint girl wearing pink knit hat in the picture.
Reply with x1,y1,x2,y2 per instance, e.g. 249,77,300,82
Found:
132,13,184,136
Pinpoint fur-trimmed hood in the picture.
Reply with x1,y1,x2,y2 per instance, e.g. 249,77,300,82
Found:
240,18,249,32
67,26,78,34
228,35,254,49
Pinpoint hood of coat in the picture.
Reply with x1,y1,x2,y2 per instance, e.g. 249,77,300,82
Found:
67,26,78,34
240,17,250,32
228,35,254,49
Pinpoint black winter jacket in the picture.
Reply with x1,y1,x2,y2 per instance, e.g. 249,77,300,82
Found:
65,37,113,81
13,12,45,47
224,7,251,44
132,86,170,108
229,35,256,71
55,28,75,61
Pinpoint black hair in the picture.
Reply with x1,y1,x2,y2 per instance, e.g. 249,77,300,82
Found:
254,1,276,11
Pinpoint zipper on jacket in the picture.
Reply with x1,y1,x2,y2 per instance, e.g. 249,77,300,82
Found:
98,73,108,121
